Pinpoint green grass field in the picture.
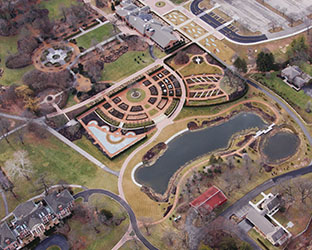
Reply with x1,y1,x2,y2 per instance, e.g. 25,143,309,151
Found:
179,61,223,77
76,23,116,49
0,35,34,86
101,50,155,82
252,72,312,123
39,0,77,21
248,229,279,250
0,129,118,218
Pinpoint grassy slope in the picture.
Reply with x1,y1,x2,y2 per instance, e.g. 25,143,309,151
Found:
252,72,311,122
101,50,155,82
38,0,76,20
0,35,34,86
76,23,115,49
0,129,118,218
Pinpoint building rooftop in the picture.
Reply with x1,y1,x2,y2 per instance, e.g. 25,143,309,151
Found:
246,207,276,235
261,195,280,212
13,201,37,220
190,186,227,211
44,189,74,214
0,222,17,248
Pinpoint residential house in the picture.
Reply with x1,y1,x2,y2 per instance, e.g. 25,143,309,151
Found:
44,189,74,220
281,65,312,90
246,207,289,246
0,189,75,249
0,222,19,250
11,202,54,246
190,186,227,214
116,0,181,51
260,193,281,215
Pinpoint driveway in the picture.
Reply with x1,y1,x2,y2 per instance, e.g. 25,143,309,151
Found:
35,234,69,250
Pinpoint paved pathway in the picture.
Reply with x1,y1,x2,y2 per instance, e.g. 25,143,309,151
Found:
74,189,158,250
71,20,110,40
0,190,8,216
0,123,28,142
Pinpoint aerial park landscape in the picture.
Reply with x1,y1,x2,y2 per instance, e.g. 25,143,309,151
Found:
0,0,312,249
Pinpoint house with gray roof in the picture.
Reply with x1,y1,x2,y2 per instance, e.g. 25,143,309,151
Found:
0,222,19,250
44,189,74,220
1,189,75,249
281,65,312,90
116,0,181,51
260,194,280,215
246,206,289,246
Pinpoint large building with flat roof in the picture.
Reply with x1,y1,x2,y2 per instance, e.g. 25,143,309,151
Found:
116,0,181,51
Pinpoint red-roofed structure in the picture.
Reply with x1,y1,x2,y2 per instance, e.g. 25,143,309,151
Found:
190,186,227,212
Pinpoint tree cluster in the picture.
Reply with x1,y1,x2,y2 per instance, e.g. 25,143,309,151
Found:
5,36,39,69
62,4,91,29
174,51,190,65
0,1,53,38
84,59,104,82
22,69,74,93
256,51,275,72
287,36,309,62
233,57,247,73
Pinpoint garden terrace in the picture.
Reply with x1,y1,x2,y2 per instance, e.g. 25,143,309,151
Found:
33,42,80,72
77,67,183,156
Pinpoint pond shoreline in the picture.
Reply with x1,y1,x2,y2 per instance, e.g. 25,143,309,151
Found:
136,108,274,201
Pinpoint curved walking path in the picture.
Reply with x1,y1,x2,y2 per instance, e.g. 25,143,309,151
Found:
74,189,158,250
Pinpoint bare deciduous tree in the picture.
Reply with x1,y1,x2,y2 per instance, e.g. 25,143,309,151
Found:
4,150,33,181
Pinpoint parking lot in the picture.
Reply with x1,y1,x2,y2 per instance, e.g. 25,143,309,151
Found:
214,0,288,34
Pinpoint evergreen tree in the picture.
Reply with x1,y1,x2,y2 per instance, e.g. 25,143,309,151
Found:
234,57,247,73
256,52,275,72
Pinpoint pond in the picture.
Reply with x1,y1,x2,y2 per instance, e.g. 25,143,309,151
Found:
135,112,267,194
262,131,299,163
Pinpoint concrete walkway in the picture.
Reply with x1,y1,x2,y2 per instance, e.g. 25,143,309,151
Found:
0,190,8,216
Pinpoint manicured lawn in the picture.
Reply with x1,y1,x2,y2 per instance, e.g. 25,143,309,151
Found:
0,35,34,86
251,72,312,123
299,61,312,75
179,61,223,77
75,23,116,49
126,88,146,103
101,50,155,82
74,133,154,171
39,0,77,20
47,246,60,250
0,129,118,218
248,229,279,250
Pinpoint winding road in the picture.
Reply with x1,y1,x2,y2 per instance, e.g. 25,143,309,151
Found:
221,164,312,219
74,189,158,250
